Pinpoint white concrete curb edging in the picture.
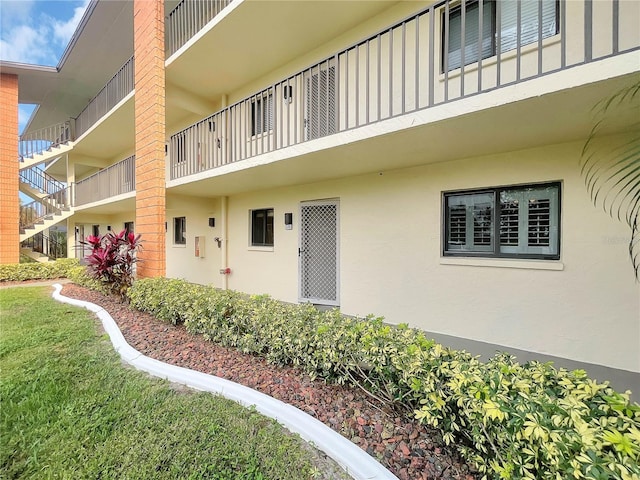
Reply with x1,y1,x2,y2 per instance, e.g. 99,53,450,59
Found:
51,284,398,480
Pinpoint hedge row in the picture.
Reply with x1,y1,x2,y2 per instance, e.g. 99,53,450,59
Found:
128,277,639,480
0,258,80,282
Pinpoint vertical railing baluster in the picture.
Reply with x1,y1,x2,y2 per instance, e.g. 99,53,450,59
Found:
584,0,593,62
538,0,543,75
477,0,483,93
496,0,502,87
443,1,449,101
355,46,360,127
460,0,466,98
516,0,522,81
414,15,419,111
612,0,619,55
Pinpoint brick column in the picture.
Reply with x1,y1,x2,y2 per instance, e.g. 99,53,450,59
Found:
134,0,166,277
0,74,19,264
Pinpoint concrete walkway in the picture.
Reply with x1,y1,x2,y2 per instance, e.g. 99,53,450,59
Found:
0,279,71,289
50,283,398,480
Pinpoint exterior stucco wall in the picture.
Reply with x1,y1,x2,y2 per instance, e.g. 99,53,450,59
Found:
209,137,639,374
165,195,221,287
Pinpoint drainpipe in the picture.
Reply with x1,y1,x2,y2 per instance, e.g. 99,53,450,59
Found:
66,153,75,258
221,196,229,290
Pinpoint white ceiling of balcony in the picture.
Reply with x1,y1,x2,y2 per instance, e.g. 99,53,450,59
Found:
165,0,401,125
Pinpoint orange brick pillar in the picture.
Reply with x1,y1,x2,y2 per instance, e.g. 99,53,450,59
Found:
134,0,166,277
0,74,20,264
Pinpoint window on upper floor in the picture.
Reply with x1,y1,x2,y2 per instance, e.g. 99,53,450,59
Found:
443,182,560,259
251,93,273,136
175,134,186,163
174,216,186,245
443,0,559,72
251,208,274,247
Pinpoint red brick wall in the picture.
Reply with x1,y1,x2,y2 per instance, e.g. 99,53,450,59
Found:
0,74,19,264
134,0,166,277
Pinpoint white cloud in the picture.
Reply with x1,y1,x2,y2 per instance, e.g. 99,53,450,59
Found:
0,1,35,32
0,0,88,66
53,0,89,46
0,24,56,65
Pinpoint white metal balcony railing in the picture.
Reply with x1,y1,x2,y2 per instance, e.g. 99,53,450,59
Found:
19,121,72,160
74,155,135,206
74,56,135,138
170,0,639,180
165,0,232,58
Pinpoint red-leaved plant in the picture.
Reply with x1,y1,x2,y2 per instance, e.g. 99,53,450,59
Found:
82,230,142,300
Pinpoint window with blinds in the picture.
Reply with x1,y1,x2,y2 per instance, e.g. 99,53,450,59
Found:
251,93,273,136
444,182,560,259
444,0,558,72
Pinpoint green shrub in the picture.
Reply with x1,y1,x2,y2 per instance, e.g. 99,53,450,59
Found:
127,278,640,480
0,258,80,282
66,265,108,294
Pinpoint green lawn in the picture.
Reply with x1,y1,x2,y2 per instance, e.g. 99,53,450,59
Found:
0,287,330,479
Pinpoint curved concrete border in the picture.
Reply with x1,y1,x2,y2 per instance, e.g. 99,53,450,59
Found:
51,284,398,480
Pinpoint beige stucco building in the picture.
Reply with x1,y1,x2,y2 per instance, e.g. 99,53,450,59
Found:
1,0,639,394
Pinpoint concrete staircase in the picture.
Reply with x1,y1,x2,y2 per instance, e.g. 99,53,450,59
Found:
20,208,74,243
19,142,74,171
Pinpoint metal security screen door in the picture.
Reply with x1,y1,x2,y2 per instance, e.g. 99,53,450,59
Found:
299,200,339,306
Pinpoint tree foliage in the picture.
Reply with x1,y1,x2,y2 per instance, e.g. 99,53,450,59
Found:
581,80,640,279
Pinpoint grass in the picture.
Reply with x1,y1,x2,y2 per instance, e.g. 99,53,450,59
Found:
0,287,334,480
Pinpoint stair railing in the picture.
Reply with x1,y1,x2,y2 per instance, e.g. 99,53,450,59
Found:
19,185,74,231
19,165,66,196
21,232,68,260
19,121,72,161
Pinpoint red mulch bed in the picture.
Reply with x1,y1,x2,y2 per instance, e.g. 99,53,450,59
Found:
61,283,477,480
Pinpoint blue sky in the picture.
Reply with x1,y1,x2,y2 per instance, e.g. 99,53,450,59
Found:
0,0,89,133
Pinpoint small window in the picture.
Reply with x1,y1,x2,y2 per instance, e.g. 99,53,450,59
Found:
92,225,100,237
251,93,273,136
124,221,134,235
175,134,186,163
443,182,560,259
443,0,558,72
174,217,186,245
251,208,274,247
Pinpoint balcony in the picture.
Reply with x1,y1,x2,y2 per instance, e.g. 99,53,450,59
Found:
165,0,232,58
75,155,135,207
168,0,639,183
74,56,135,139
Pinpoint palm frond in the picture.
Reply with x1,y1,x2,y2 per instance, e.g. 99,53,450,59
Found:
580,80,640,279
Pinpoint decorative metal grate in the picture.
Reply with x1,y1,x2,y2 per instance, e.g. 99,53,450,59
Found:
300,202,338,304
